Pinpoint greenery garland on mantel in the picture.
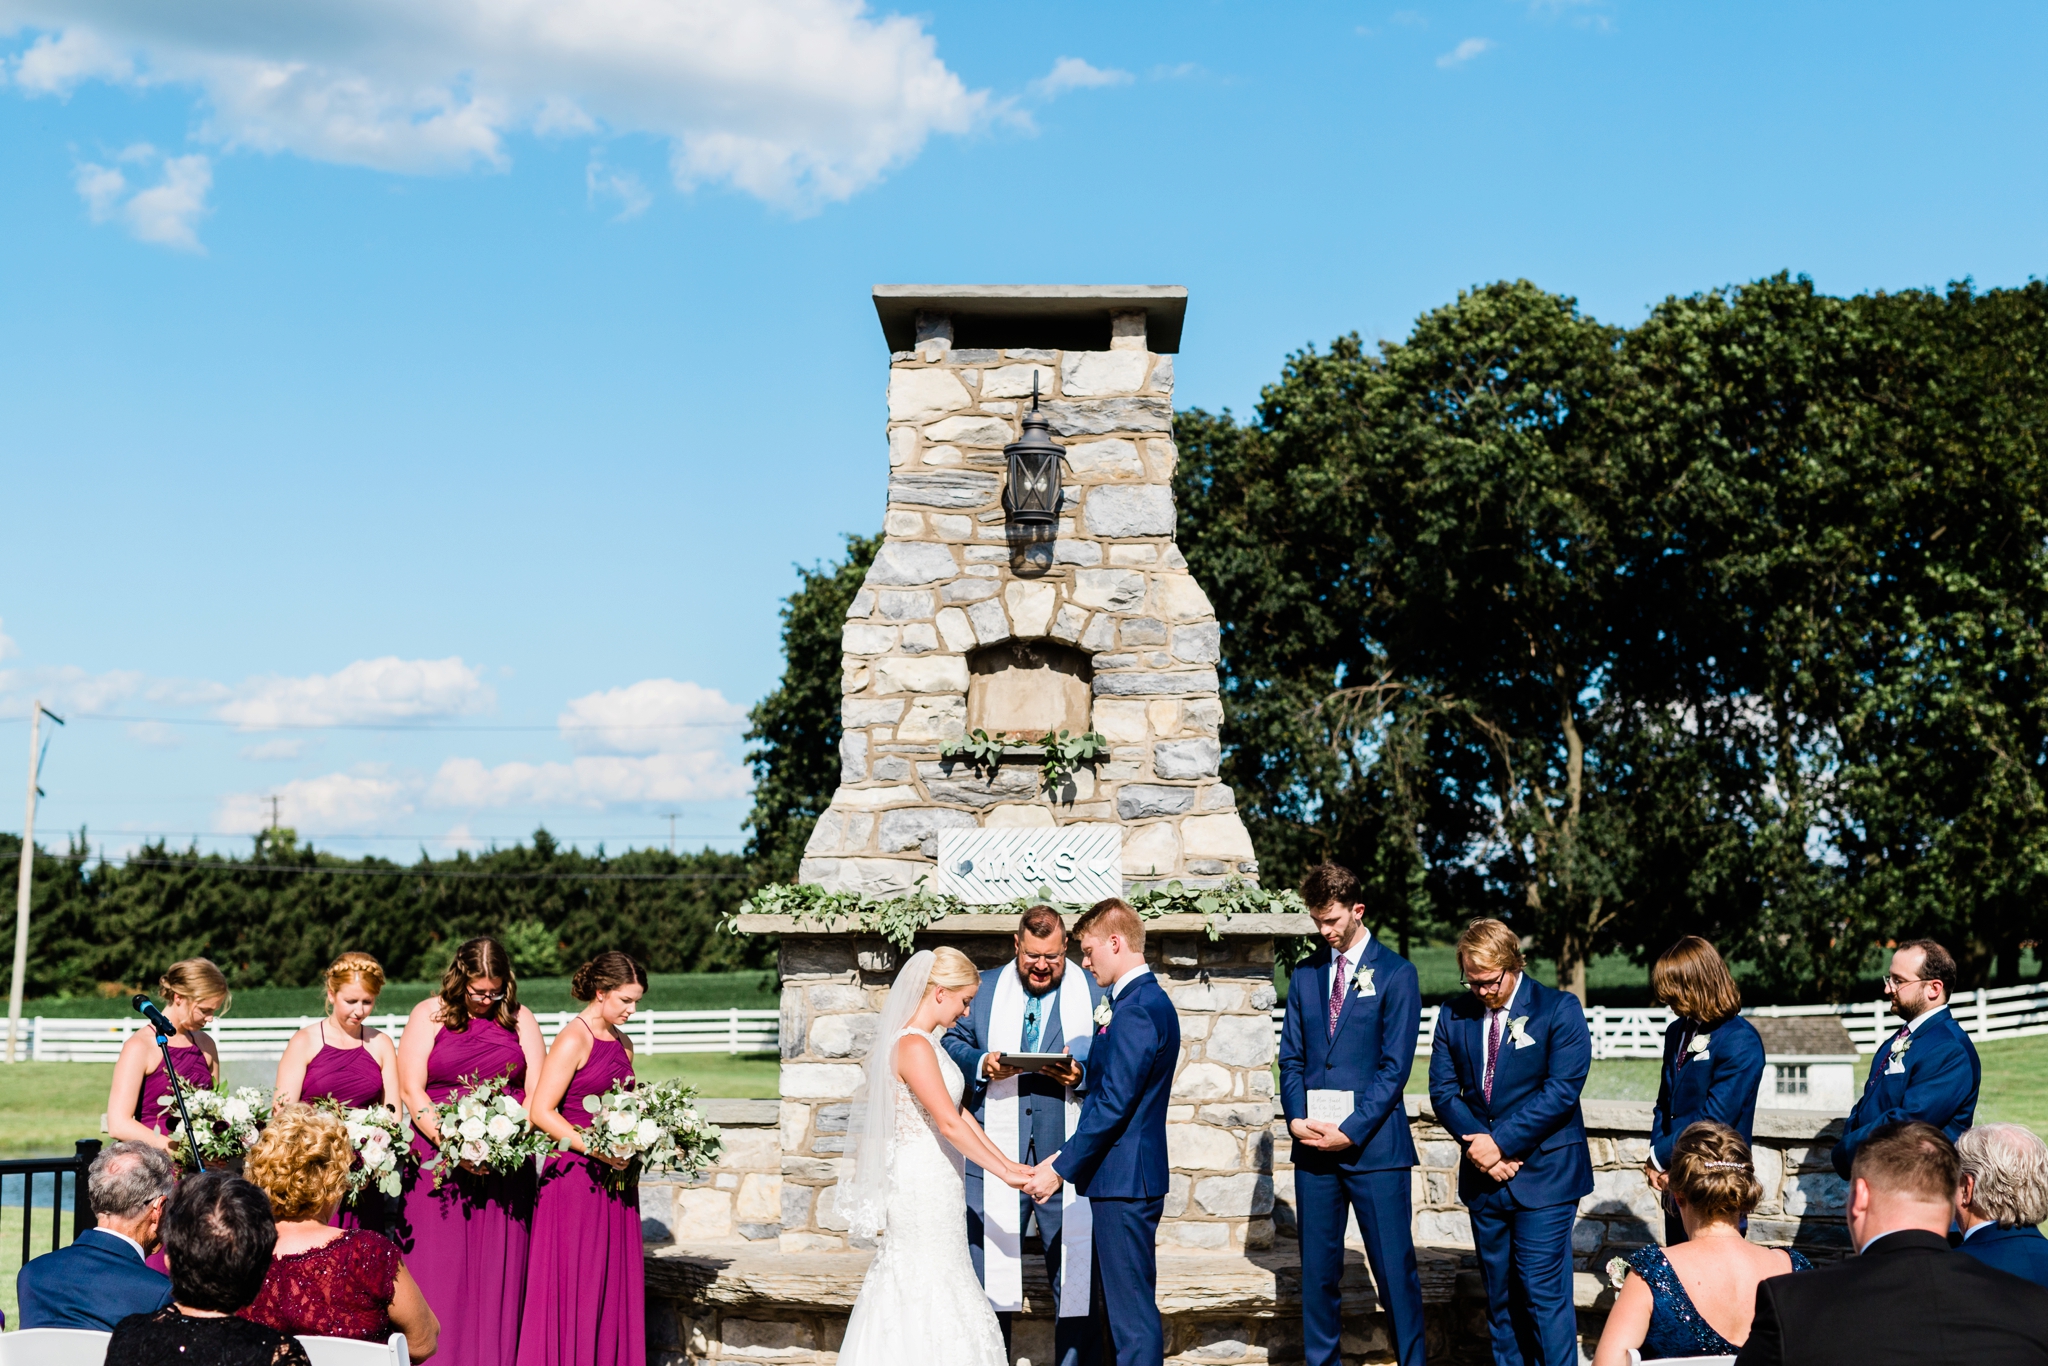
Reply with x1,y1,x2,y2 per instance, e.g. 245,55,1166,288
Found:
939,728,1110,790
729,877,1308,951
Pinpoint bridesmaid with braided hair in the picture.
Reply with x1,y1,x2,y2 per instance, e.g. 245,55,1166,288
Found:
516,951,648,1366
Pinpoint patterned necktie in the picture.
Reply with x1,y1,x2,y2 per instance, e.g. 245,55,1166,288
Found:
1021,996,1043,1054
1675,1025,1695,1070
1484,1009,1503,1102
1327,953,1347,1038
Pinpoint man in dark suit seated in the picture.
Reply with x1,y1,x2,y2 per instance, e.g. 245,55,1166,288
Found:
1956,1123,2048,1289
1736,1122,2048,1366
18,1141,175,1329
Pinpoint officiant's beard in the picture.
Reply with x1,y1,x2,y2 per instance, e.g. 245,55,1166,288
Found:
1016,942,1066,994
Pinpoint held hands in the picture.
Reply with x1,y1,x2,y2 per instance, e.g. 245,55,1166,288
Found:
1289,1118,1354,1152
1643,1162,1668,1192
1021,1157,1063,1203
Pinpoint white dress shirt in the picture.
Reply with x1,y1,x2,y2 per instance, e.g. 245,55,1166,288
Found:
1112,964,1152,1000
1326,927,1373,1007
1906,1002,1949,1034
93,1226,147,1261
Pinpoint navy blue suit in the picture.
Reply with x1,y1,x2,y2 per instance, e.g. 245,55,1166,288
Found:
1277,935,1425,1366
1832,1007,1980,1178
1650,1012,1765,1241
943,961,1104,1366
17,1228,172,1330
1052,968,1179,1366
1428,975,1593,1366
1960,1223,2048,1290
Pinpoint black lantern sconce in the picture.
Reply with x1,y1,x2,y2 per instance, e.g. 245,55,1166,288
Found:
1003,375,1067,526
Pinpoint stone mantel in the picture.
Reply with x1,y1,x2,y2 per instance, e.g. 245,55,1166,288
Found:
734,911,1312,937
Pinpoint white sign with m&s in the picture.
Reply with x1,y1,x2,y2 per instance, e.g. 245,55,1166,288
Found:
935,827,1123,905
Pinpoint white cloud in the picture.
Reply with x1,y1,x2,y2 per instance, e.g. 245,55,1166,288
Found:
4,0,988,211
215,768,414,833
427,677,748,808
0,620,17,662
72,144,211,249
1437,37,1494,68
558,678,744,755
126,720,179,748
586,159,651,220
216,656,494,728
1031,56,1131,97
0,664,148,715
240,737,309,761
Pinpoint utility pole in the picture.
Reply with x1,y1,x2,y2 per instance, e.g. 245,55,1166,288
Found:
266,795,282,830
661,812,679,856
8,700,63,1064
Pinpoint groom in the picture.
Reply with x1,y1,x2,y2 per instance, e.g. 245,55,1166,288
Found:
943,904,1107,1366
1024,897,1179,1366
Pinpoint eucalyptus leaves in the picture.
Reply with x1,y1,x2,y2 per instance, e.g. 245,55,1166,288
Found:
733,876,1306,951
938,728,1109,791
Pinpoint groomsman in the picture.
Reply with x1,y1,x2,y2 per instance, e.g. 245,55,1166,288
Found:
1428,919,1592,1366
943,905,1106,1366
1831,938,1981,1178
1276,862,1426,1366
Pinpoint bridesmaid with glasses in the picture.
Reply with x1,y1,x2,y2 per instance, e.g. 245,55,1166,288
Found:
275,951,402,1228
396,938,546,1366
517,951,648,1366
108,958,228,1151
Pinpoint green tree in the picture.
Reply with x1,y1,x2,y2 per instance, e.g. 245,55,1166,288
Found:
742,532,881,884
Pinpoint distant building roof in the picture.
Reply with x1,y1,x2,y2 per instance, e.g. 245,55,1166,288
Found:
1751,1015,1857,1057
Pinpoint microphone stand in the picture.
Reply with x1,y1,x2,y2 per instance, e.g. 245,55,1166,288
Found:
148,1016,207,1174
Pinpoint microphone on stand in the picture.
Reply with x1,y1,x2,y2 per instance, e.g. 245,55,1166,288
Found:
131,994,207,1172
131,995,177,1039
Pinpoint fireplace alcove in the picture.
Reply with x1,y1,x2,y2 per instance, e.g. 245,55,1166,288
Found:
965,640,1092,738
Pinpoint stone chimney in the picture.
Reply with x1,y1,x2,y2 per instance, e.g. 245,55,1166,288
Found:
800,286,1258,895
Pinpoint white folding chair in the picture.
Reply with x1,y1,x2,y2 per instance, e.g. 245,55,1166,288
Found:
295,1333,410,1366
0,1329,113,1366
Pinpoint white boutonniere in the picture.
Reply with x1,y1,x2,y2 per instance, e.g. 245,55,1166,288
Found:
1352,967,1376,998
1687,1031,1712,1062
1892,1034,1913,1057
1093,998,1114,1030
1508,1016,1535,1049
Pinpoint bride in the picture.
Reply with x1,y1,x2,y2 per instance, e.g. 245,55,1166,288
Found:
838,947,1032,1365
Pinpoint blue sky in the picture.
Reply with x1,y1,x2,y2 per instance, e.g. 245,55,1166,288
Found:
3,0,2044,864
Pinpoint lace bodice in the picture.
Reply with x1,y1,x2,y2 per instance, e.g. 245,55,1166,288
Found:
893,1027,965,1145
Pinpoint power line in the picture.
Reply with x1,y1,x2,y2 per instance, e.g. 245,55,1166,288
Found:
27,850,751,881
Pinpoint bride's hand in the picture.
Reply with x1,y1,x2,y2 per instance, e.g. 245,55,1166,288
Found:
1000,1161,1034,1189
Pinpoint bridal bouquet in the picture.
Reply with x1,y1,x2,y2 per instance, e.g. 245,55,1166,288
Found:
312,1101,407,1198
423,1075,553,1188
161,1086,272,1170
575,1079,723,1192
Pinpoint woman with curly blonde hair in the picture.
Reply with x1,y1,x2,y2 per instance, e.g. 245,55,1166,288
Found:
240,1104,439,1357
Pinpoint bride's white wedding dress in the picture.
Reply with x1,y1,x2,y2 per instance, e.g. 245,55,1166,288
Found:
837,1026,1008,1366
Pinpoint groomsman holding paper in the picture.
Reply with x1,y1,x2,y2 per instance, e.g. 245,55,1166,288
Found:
944,905,1107,1366
1277,862,1427,1366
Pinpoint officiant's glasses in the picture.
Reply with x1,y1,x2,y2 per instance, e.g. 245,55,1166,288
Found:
1019,951,1064,966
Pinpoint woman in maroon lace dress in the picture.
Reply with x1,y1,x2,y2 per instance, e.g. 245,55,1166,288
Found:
275,952,402,1229
241,1104,440,1357
108,958,227,1152
517,952,648,1366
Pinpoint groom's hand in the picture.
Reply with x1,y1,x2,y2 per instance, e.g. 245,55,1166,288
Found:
1022,1159,1062,1203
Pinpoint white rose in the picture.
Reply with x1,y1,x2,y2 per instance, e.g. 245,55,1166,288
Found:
498,1095,525,1118
461,1140,487,1164
486,1114,517,1141
606,1111,636,1137
220,1099,251,1126
459,1117,488,1142
635,1119,660,1147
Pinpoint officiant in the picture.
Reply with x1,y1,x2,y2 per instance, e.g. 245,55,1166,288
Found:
943,905,1108,1366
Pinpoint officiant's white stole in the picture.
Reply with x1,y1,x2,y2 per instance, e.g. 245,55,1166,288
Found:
982,964,1094,1317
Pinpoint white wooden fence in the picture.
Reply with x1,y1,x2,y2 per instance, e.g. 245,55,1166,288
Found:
1266,978,2048,1058
21,1008,780,1063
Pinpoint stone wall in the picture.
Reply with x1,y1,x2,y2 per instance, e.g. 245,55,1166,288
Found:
801,300,1258,896
746,919,1289,1254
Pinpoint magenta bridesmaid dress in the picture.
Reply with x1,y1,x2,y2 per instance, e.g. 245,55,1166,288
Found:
515,1022,643,1366
299,1022,392,1230
397,1019,535,1366
137,1040,217,1135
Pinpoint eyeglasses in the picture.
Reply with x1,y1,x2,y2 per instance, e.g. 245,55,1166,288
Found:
1883,974,1931,989
1020,952,1065,967
466,988,507,1003
1462,972,1508,993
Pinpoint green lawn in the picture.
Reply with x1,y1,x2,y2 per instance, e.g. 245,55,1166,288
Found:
19,970,779,1020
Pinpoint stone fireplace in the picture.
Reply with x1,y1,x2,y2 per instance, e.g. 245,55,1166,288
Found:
800,285,1257,893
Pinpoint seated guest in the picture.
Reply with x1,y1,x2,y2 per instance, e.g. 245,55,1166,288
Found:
18,1142,176,1328
240,1104,439,1357
1735,1121,2048,1366
1594,1122,1809,1366
1957,1123,2048,1289
106,1171,312,1366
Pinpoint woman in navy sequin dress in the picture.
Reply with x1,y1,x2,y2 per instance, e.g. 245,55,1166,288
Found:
1592,1122,1811,1365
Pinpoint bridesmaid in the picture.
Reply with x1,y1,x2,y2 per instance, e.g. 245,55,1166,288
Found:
108,958,227,1151
517,952,648,1366
276,951,401,1228
397,937,546,1366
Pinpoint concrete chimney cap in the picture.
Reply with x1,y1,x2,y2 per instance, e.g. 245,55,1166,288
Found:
872,284,1187,353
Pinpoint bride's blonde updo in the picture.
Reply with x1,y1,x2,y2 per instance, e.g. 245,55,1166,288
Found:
925,947,979,993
